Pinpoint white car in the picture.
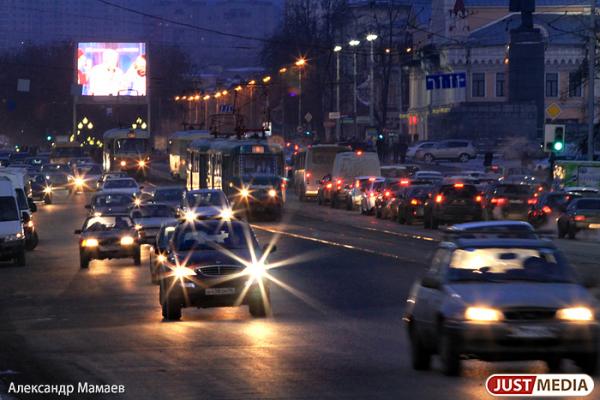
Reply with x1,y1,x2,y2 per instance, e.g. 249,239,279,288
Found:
182,189,231,221
407,141,436,159
100,178,141,196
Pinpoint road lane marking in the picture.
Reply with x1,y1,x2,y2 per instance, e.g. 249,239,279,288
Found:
252,225,422,263
359,226,437,242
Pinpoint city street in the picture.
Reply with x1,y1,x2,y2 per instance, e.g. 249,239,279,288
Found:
0,187,599,399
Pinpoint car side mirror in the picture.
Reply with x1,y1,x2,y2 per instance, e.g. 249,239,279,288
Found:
22,212,30,223
28,198,37,212
421,275,441,290
84,204,91,209
74,229,82,234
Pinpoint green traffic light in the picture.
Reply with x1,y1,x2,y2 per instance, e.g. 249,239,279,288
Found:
46,135,52,141
553,141,564,151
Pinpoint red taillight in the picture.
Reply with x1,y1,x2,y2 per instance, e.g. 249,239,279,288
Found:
326,183,333,189
491,197,507,206
368,177,376,182
384,191,391,197
356,150,363,156
528,198,538,205
454,183,464,189
475,195,482,202
400,179,410,186
538,186,544,192
542,205,552,214
306,171,311,179
435,194,444,203
337,179,343,185
410,199,419,205
575,215,586,221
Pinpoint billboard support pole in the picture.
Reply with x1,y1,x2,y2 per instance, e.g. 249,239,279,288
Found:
72,96,77,136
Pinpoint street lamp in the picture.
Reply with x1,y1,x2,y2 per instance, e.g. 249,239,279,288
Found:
262,76,271,83
295,58,307,131
279,68,288,138
349,40,360,137
333,45,342,141
279,67,287,74
366,34,378,128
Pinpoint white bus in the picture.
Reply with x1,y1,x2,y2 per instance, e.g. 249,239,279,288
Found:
102,128,151,176
168,130,211,180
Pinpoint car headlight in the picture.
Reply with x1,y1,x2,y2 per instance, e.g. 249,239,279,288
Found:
268,189,277,198
465,306,503,322
184,210,197,222
82,238,99,247
74,177,84,186
43,186,52,194
173,265,196,278
246,261,266,280
157,254,167,263
134,224,142,230
219,208,234,221
138,160,146,167
120,236,135,246
133,198,142,207
556,307,594,322
5,233,23,241
240,188,250,198
120,160,126,167
26,220,34,229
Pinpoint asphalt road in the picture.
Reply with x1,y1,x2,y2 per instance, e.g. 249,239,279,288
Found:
0,185,599,399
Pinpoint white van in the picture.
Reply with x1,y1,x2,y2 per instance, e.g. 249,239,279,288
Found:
293,144,349,201
0,179,26,266
318,150,381,208
0,168,38,250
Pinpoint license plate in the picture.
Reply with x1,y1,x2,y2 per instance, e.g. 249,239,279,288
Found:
509,200,524,204
205,287,235,296
589,224,600,229
416,209,424,217
509,325,554,339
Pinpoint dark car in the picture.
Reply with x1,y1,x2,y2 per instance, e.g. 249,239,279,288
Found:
152,186,185,209
29,173,53,204
423,183,482,229
375,180,403,218
483,183,534,220
130,203,178,244
395,185,434,225
149,222,178,284
75,215,141,269
158,220,273,321
231,175,284,220
405,237,599,376
557,198,600,239
86,193,134,216
42,163,71,191
528,192,580,229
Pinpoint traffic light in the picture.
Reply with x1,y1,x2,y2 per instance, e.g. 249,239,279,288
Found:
378,133,384,140
552,126,565,152
46,135,52,142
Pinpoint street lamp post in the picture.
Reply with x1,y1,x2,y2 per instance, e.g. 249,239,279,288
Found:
279,68,287,139
366,34,378,129
349,40,360,138
334,45,342,141
295,58,306,132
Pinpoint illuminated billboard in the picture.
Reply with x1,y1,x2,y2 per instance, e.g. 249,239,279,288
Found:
77,42,146,96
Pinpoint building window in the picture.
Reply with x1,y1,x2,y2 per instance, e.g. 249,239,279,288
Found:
472,72,485,97
495,72,505,97
569,72,582,97
545,72,559,97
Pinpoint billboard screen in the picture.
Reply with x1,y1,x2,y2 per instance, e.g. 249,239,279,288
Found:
77,42,146,96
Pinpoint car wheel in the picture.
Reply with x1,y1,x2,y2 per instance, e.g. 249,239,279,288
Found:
574,352,599,375
458,153,470,163
567,226,577,240
424,153,434,163
440,331,461,376
545,357,562,373
14,249,26,267
162,296,182,321
409,322,431,370
80,254,90,269
133,247,142,266
25,231,39,251
43,195,52,205
249,293,270,318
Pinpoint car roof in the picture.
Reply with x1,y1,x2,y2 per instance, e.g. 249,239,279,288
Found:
564,186,599,192
155,186,184,190
451,238,555,249
450,221,534,231
187,189,224,193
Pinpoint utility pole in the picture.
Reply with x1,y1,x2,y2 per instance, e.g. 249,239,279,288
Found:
349,40,360,138
588,0,596,160
367,34,378,128
334,45,342,141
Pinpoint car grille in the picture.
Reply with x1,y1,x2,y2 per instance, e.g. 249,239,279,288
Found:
503,308,556,321
99,237,119,246
197,265,243,276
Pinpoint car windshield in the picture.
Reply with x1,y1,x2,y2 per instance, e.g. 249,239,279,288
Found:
131,205,176,218
84,216,133,231
495,185,532,196
447,247,576,283
186,191,225,207
94,194,132,206
77,165,102,175
154,188,184,202
174,222,255,251
104,179,137,189
575,199,600,209
115,138,148,154
0,197,18,221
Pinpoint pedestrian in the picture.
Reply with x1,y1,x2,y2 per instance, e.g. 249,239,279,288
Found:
483,151,493,168
399,137,408,164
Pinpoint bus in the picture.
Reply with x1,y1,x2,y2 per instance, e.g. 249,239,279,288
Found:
187,138,285,215
168,130,211,180
293,144,349,201
102,128,151,176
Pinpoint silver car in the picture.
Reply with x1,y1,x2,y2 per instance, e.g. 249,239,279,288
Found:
404,233,599,376
415,140,477,163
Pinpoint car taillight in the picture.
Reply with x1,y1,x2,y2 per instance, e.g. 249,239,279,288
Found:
454,183,464,189
306,171,311,179
384,191,391,198
491,197,507,206
435,194,444,203
475,195,482,202
542,205,552,214
410,199,419,205
326,183,332,189
337,179,343,185
574,215,586,221
400,179,410,186
528,198,537,205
